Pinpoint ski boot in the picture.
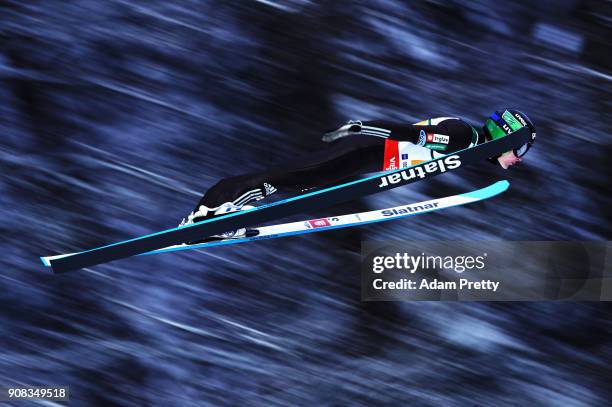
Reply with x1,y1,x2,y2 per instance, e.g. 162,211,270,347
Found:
179,203,256,243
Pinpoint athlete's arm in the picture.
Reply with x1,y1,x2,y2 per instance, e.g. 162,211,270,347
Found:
323,118,479,154
363,119,477,153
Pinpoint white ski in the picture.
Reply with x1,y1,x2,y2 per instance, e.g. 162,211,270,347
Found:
140,180,509,256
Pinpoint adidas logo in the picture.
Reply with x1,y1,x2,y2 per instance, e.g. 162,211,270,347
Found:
264,183,277,196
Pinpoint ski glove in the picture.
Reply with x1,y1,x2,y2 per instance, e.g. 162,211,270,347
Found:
322,120,363,143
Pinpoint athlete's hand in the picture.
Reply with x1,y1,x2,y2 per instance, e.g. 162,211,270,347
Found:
322,120,362,142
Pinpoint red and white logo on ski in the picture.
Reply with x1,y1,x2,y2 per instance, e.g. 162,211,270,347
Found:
307,218,332,228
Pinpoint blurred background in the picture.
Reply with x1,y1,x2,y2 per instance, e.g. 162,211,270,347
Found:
1,0,611,405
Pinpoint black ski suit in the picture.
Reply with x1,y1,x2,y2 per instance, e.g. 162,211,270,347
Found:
194,118,483,211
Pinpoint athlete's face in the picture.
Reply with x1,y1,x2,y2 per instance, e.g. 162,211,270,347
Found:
497,150,522,169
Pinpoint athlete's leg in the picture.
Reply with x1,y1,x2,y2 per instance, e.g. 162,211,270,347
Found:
196,135,385,210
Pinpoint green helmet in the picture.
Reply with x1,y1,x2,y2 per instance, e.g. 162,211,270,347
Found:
484,109,537,157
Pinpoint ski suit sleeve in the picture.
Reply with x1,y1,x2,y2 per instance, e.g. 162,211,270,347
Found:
362,119,478,153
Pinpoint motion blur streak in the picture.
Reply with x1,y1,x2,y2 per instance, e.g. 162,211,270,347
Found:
1,1,610,405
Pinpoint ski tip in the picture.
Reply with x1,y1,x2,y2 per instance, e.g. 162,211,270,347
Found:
497,180,510,189
461,180,510,200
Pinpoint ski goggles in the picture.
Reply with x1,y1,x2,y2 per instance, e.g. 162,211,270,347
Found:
485,110,531,158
